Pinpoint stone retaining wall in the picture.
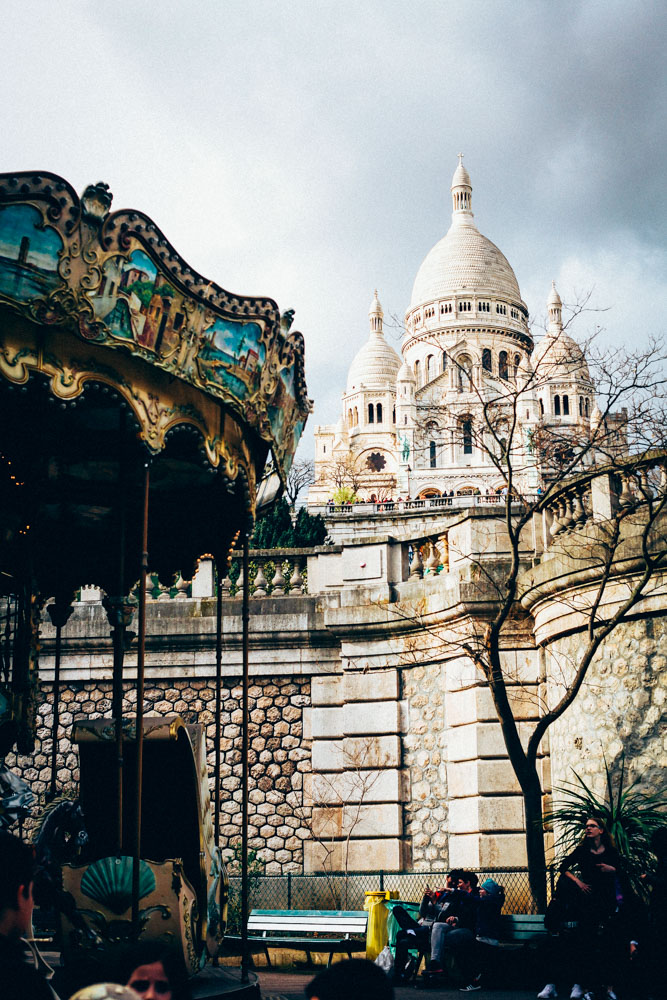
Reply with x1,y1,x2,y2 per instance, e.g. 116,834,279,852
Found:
7,676,312,873
548,615,667,800
401,663,449,870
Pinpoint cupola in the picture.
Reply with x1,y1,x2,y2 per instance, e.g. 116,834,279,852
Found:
450,153,473,223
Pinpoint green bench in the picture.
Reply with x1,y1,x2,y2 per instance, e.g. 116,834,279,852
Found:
499,913,547,946
228,908,368,967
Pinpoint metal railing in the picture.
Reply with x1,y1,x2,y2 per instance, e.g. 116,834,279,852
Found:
225,867,551,932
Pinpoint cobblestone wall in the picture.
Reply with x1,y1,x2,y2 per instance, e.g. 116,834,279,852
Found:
401,663,449,870
547,615,667,799
7,676,312,874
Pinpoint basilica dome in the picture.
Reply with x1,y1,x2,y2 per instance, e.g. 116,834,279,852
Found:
409,159,524,311
531,283,591,380
346,291,402,392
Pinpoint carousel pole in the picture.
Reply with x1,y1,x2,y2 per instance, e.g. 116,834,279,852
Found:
132,461,150,937
46,601,73,802
240,534,250,984
214,559,223,847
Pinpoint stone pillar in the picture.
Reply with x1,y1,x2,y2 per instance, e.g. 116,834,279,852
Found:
304,668,406,871
445,651,543,868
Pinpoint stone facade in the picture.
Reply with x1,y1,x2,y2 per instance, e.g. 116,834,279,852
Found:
8,676,312,873
401,662,449,868
7,471,667,876
546,617,667,800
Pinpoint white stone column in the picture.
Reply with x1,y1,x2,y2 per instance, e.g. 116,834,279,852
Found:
304,668,406,871
445,651,543,868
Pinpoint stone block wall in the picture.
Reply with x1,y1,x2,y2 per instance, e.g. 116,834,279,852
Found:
7,675,312,874
401,662,449,870
547,615,667,801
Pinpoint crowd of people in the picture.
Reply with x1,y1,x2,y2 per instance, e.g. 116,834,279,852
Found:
1,815,665,999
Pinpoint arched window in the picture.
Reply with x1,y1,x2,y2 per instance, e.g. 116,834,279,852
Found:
430,441,437,468
348,408,353,426
579,397,583,416
499,351,508,380
392,406,396,424
376,402,383,423
414,359,420,383
554,394,561,416
462,418,473,454
354,408,358,426
482,348,492,372
539,398,544,416
368,403,374,423
426,355,433,380
513,354,520,380
404,415,407,425
585,397,590,416
458,354,473,390
563,395,569,416
442,350,447,371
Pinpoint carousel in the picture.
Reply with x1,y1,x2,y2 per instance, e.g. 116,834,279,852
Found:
0,171,310,996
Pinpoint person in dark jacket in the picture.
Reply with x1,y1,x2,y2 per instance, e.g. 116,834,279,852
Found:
537,816,625,1000
391,869,465,981
0,830,59,1000
428,872,480,975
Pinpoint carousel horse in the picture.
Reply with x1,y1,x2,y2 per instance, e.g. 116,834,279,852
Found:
32,796,100,948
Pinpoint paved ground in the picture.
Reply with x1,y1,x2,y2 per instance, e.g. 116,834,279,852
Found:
255,967,539,1000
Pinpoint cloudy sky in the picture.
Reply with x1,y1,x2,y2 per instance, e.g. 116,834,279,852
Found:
2,0,665,459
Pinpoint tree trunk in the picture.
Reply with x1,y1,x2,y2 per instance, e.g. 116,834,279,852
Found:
522,767,548,913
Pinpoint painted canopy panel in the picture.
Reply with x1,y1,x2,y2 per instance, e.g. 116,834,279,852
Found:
0,173,310,479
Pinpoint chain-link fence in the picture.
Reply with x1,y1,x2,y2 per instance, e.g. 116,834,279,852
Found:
226,868,555,932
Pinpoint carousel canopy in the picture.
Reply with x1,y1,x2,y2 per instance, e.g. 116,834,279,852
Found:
0,171,311,599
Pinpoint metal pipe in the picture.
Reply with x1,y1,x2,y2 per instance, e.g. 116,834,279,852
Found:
46,602,72,801
113,415,129,854
241,534,250,983
214,559,223,847
132,461,150,936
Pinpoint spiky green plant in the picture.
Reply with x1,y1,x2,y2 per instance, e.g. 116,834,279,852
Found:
544,755,667,891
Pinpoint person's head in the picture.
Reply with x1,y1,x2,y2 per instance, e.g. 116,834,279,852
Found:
305,958,393,1000
446,868,465,888
0,831,36,937
583,816,614,849
457,871,479,893
110,942,189,1000
68,987,142,1000
479,878,504,900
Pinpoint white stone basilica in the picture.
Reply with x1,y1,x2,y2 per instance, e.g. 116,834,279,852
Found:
310,158,598,504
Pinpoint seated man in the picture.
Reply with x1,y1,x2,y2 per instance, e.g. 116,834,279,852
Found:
428,871,480,976
0,830,59,999
392,869,464,981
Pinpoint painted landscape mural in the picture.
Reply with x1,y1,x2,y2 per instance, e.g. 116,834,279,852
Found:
92,247,266,401
198,315,265,400
93,248,184,355
0,204,63,301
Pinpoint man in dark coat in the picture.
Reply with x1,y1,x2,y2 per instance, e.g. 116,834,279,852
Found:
0,831,59,999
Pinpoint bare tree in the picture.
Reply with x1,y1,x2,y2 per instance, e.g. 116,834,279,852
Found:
285,459,315,507
316,453,366,502
369,326,667,909
288,738,389,908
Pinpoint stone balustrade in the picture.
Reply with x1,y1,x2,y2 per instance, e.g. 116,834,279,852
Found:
406,533,450,579
312,493,540,519
542,452,667,548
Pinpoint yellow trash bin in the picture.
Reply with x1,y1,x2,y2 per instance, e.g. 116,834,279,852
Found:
363,890,398,960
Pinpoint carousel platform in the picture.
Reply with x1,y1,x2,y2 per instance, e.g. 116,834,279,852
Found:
190,964,260,999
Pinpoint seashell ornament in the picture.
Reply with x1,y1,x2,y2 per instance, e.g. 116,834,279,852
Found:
80,856,156,915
